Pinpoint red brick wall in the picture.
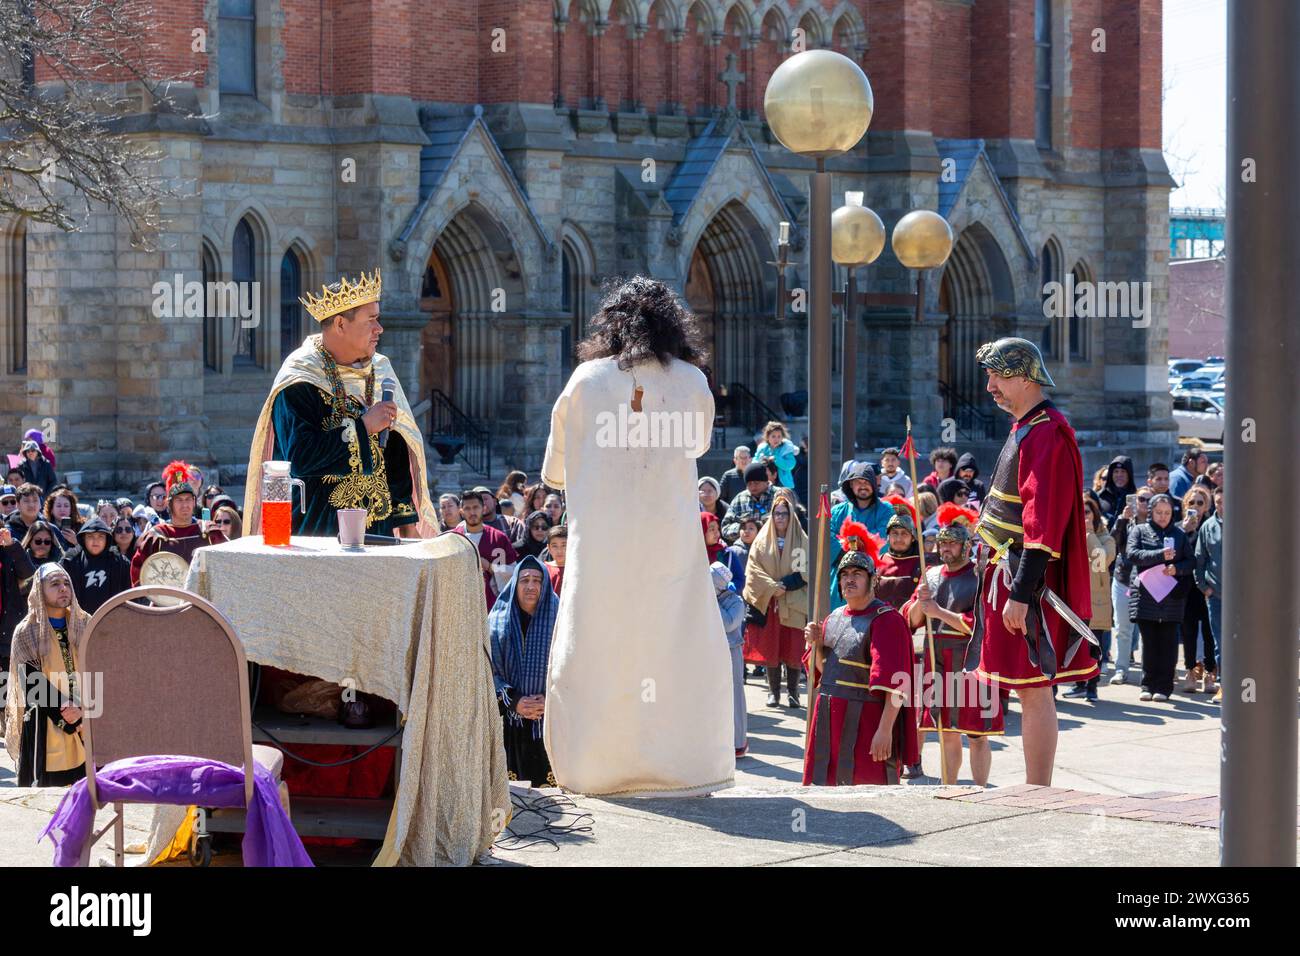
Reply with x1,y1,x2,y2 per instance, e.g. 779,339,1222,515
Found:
930,0,971,138
678,6,711,116
39,0,1160,146
1068,0,1104,149
1101,0,1162,149
601,14,631,110
560,6,591,107
970,0,1036,141
34,0,207,86
641,2,672,112
864,0,932,133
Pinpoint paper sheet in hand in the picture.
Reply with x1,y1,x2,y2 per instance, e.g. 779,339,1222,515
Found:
1137,564,1177,603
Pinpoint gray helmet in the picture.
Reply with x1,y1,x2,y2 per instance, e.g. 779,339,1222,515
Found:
976,336,1055,387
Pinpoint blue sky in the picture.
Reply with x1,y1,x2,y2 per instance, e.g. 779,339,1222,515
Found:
1162,0,1226,210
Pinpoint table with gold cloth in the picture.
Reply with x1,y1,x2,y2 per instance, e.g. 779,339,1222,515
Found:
176,532,509,866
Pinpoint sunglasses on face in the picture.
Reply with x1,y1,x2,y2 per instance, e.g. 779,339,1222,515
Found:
114,526,132,534
1137,497,1151,504
32,538,53,546
213,518,233,526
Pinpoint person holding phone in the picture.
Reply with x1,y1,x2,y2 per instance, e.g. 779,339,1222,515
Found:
42,489,82,550
1125,494,1195,701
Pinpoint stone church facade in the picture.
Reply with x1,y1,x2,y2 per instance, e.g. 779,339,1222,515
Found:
0,0,1174,490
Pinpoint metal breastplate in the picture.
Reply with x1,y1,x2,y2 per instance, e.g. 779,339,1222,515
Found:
928,564,978,635
820,600,891,702
975,415,1045,553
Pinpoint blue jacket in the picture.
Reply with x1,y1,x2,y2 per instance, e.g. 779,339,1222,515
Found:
755,439,799,489
827,496,894,611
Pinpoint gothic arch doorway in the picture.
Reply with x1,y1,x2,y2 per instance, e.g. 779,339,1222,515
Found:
419,249,454,402
686,201,770,391
939,223,1016,425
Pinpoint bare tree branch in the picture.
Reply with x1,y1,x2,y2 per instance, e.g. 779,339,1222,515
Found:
0,0,201,247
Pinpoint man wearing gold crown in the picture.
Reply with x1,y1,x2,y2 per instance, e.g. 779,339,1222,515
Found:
244,269,438,538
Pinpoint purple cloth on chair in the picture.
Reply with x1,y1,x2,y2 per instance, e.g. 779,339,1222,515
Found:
42,755,313,867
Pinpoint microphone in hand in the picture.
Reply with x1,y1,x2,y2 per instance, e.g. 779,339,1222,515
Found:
379,377,397,449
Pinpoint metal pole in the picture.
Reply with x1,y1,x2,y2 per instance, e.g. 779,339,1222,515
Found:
809,161,833,626
914,269,925,324
1222,0,1300,866
841,266,858,467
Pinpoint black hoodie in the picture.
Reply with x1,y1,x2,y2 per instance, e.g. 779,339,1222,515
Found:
1098,455,1136,525
58,517,131,614
955,453,987,502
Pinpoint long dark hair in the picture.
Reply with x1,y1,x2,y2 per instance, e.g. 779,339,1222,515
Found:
576,276,706,370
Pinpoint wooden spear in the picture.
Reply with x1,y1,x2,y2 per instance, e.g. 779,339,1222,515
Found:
904,416,953,785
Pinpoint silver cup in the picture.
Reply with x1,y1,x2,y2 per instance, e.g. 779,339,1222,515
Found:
338,508,367,550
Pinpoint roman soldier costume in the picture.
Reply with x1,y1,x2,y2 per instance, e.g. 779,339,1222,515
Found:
243,268,439,538
964,338,1097,688
803,523,919,786
873,495,922,610
130,461,227,588
903,503,1003,736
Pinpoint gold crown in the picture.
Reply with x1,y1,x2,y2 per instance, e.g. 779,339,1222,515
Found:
300,268,382,322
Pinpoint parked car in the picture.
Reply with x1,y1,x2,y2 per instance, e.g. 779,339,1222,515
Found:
1171,389,1224,443
1169,358,1204,379
1179,366,1225,392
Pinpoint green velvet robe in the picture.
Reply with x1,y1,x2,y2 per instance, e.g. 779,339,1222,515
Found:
271,382,418,537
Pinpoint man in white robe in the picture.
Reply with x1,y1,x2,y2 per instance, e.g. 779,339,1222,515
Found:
540,277,734,797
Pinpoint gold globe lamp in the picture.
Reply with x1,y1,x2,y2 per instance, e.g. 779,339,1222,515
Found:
831,195,885,464
763,50,874,668
891,210,954,323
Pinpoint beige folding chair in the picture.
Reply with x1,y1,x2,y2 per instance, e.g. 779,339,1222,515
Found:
78,585,284,867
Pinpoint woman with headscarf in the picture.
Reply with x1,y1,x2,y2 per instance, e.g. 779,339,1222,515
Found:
742,489,809,708
488,556,559,786
514,509,553,560
5,564,89,786
700,511,725,564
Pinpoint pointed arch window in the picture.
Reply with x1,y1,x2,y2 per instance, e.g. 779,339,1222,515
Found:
219,0,256,95
202,244,219,371
561,241,583,381
280,248,303,360
232,217,258,368
1034,0,1053,148
1068,262,1090,361
1040,240,1061,359
3,222,27,374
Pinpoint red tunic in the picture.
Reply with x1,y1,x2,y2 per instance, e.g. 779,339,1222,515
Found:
902,565,1004,736
742,597,805,667
874,551,921,610
975,404,1097,689
129,521,227,586
545,560,565,596
801,604,920,786
452,524,518,608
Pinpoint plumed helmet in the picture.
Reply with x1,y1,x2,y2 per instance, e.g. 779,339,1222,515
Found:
976,336,1055,387
935,501,979,544
836,549,876,576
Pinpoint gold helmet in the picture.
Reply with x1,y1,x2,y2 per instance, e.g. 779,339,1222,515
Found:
976,336,1055,387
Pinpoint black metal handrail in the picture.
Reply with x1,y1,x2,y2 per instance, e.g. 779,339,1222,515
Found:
938,381,1001,441
427,388,493,476
724,381,782,436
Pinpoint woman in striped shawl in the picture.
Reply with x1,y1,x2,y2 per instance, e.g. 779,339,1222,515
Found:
489,555,559,787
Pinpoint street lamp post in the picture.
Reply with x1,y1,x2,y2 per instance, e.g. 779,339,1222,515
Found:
765,50,874,637
891,209,955,329
831,194,886,466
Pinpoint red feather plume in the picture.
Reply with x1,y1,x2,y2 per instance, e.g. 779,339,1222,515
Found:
838,519,884,556
161,460,195,494
936,501,978,527
883,494,918,529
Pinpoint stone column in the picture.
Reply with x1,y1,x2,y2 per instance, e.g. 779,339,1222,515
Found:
861,306,947,453
495,313,568,465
